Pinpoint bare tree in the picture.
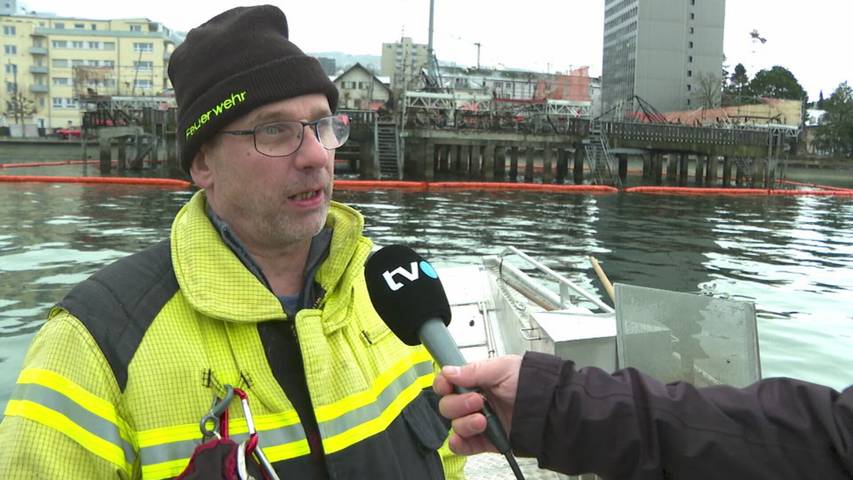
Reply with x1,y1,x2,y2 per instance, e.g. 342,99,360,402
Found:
692,72,722,110
4,92,36,133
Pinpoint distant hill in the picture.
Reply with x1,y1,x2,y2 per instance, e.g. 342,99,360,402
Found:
310,52,381,74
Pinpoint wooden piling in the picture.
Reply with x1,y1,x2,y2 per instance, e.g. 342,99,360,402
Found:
694,155,704,185
495,145,506,180
573,146,584,184
117,138,127,172
555,148,567,184
617,154,628,185
523,148,534,182
654,152,663,185
543,144,554,183
666,153,678,182
99,138,111,174
678,153,688,185
484,142,496,181
722,156,732,187
510,146,519,181
425,141,435,180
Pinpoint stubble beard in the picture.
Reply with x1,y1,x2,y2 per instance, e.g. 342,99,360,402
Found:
253,184,332,248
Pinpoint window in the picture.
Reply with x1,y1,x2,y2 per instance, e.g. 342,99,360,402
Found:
690,13,695,20
71,41,84,49
52,59,69,68
52,77,70,85
133,42,153,52
687,84,692,91
103,41,115,50
688,55,694,63
4,63,16,74
688,41,694,48
358,81,365,89
130,24,142,32
53,97,63,108
3,44,16,54
85,59,99,66
102,60,114,68
74,23,85,29
52,40,67,48
6,81,17,93
2,25,15,35
134,60,153,70
689,27,694,34
687,70,692,77
691,0,695,4
134,79,152,88
88,41,99,49
91,23,97,30
71,59,83,66
54,22,65,29
39,97,45,107
687,99,691,106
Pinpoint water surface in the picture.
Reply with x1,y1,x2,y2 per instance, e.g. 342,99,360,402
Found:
1,178,852,415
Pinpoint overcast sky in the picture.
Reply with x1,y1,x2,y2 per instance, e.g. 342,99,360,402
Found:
17,0,851,100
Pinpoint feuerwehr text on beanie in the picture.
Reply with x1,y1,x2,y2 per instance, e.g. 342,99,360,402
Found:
168,5,339,173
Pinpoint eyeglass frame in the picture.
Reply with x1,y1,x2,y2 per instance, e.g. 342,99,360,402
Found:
218,114,350,158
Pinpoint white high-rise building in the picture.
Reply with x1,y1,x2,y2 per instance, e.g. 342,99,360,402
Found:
601,0,725,114
380,37,429,91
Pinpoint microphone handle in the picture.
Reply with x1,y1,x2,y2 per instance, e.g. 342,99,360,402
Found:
419,319,513,455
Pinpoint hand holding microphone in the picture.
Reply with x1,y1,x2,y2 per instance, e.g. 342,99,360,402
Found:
432,356,522,456
365,245,525,480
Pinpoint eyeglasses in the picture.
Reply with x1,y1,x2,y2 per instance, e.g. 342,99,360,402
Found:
219,114,350,157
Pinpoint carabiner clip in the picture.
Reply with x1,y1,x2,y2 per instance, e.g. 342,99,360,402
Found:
200,384,235,439
233,387,280,480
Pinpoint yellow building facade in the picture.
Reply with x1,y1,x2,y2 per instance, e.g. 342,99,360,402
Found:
1,14,175,130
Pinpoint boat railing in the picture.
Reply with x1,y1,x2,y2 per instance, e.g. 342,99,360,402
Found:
498,246,614,313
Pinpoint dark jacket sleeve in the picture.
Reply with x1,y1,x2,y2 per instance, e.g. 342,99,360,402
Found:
510,351,853,480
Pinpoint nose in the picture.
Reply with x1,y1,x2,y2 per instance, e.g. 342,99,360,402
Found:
292,124,330,170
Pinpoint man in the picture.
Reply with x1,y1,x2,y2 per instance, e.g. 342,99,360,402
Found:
433,352,853,479
0,6,463,479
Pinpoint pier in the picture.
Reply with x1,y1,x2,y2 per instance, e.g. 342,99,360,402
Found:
341,91,798,189
80,96,179,176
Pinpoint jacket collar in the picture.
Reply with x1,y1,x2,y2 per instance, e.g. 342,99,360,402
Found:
171,190,366,323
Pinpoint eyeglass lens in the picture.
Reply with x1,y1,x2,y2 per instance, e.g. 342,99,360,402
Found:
254,115,350,157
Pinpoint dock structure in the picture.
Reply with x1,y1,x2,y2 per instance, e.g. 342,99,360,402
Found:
81,96,179,176
340,92,799,189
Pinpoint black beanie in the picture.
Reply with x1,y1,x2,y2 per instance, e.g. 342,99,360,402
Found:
169,5,339,173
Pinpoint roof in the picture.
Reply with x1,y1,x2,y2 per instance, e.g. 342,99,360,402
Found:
333,62,391,94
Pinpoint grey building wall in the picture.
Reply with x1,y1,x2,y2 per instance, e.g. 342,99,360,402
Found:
602,0,725,114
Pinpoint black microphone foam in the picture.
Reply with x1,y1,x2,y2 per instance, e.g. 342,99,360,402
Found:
364,245,451,346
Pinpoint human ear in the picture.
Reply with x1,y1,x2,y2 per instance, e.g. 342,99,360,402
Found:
190,147,214,188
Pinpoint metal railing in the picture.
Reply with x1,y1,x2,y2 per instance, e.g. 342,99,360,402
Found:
499,246,614,313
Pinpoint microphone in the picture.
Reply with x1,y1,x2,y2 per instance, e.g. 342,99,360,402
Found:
365,245,524,480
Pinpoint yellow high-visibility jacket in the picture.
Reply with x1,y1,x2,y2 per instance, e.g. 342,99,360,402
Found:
0,191,465,479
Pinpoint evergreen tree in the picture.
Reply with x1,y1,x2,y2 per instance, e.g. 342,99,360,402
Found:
748,66,807,102
815,82,853,157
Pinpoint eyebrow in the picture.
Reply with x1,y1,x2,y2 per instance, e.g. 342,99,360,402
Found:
251,107,332,125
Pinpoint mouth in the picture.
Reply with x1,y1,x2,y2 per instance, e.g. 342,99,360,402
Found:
288,189,321,201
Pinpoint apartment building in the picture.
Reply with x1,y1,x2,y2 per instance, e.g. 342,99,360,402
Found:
601,0,725,114
1,11,175,130
380,37,429,91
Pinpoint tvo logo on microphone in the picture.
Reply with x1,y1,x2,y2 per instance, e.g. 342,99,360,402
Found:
382,261,438,291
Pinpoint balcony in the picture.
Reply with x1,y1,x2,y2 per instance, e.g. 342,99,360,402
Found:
30,84,49,93
30,65,48,74
29,46,48,55
30,30,47,37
